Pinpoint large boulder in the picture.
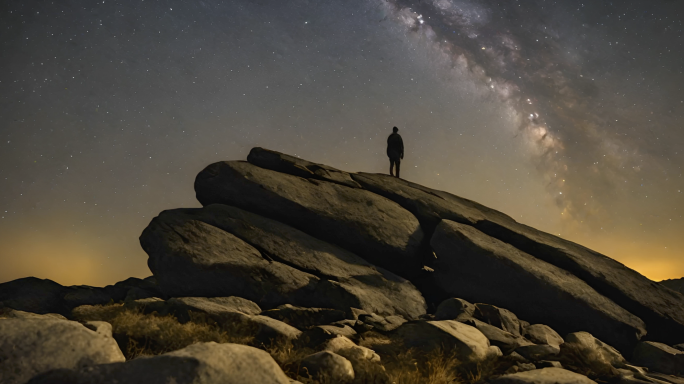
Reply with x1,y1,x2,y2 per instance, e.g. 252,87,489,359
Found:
351,172,684,344
474,303,523,336
247,147,361,189
393,320,502,363
140,206,426,318
631,341,684,375
489,367,597,384
140,211,342,309
0,318,125,384
28,342,291,384
160,205,427,318
193,161,425,278
430,220,646,354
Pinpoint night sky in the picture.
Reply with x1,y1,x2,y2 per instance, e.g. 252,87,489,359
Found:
1,0,683,286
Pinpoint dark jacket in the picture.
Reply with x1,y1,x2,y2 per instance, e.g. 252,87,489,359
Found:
387,133,404,160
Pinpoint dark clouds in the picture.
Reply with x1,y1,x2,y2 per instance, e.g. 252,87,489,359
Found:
0,0,682,284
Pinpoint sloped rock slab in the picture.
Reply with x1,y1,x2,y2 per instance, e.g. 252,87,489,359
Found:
261,304,346,329
0,318,125,384
28,342,291,384
490,367,597,384
351,171,684,344
248,147,361,188
146,205,426,318
393,320,501,363
632,341,684,375
194,161,425,278
430,220,646,354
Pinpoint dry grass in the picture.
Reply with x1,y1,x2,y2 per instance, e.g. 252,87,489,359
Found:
70,304,509,384
556,343,620,382
72,303,254,359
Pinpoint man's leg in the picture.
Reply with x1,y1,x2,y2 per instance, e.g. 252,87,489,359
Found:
389,159,395,176
396,159,401,178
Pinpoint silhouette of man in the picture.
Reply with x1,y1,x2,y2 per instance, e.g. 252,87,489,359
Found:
387,126,404,178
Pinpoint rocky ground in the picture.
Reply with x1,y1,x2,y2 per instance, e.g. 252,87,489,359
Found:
2,147,684,384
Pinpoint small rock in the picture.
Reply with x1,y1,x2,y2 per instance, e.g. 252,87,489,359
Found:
474,303,522,336
490,367,597,384
300,351,355,383
515,344,560,361
505,363,537,374
299,325,357,348
524,324,564,348
321,335,380,363
536,361,563,368
434,298,476,321
358,313,407,332
632,341,684,375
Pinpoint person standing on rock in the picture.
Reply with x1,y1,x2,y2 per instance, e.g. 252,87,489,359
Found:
387,126,404,178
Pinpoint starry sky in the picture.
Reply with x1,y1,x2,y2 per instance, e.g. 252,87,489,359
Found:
1,0,683,286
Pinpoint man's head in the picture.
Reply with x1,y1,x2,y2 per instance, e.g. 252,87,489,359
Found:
393,126,399,133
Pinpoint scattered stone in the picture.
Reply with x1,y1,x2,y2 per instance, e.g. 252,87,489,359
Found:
247,147,361,189
28,342,291,384
0,318,125,384
261,304,346,329
394,320,502,363
357,313,407,332
515,344,560,361
474,303,523,336
490,367,597,384
193,161,425,278
632,341,684,375
299,351,355,383
465,318,533,355
321,335,380,363
435,298,476,321
430,220,646,354
524,324,564,348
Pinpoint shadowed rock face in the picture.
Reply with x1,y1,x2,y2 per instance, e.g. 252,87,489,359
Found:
140,207,426,318
430,220,646,354
351,172,684,345
194,161,425,278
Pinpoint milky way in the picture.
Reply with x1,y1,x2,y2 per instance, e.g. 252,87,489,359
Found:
1,0,682,285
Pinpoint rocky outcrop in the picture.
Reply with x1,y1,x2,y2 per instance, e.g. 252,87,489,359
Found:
28,342,291,384
351,172,684,344
0,318,125,384
430,220,646,354
140,206,426,318
632,341,684,375
661,278,684,296
193,161,425,277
